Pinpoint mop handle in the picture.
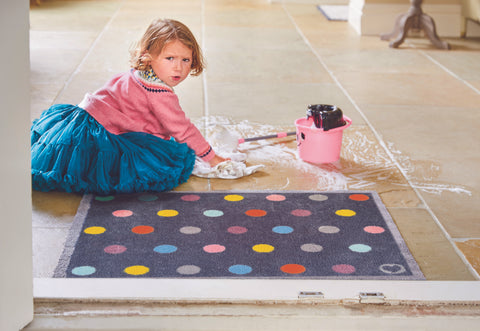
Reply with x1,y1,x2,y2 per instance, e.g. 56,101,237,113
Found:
238,131,296,144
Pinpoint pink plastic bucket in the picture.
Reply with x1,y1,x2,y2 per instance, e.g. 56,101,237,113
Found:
295,116,352,164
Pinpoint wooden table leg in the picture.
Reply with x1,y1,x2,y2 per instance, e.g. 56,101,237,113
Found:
380,0,450,49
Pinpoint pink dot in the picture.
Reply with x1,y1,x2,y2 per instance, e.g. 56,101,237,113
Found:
332,264,356,274
364,226,385,234
203,244,226,253
266,194,286,202
181,194,200,201
112,210,133,217
228,226,248,234
291,209,312,217
104,245,127,254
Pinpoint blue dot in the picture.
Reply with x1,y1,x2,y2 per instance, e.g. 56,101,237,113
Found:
71,266,96,276
349,244,372,253
154,245,178,254
228,264,253,275
272,226,294,234
203,210,224,217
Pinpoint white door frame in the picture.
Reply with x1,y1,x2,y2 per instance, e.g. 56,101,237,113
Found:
0,0,34,330
6,1,480,328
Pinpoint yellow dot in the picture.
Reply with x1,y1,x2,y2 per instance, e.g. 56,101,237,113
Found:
335,209,356,217
84,226,106,235
124,265,150,276
157,209,179,217
224,194,244,202
252,244,275,253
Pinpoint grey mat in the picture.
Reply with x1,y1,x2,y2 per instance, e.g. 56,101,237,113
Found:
54,191,424,280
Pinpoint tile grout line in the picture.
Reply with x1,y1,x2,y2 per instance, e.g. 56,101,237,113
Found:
453,238,480,242
412,44,480,96
52,0,125,104
281,4,418,199
282,4,480,280
201,0,210,125
201,0,212,191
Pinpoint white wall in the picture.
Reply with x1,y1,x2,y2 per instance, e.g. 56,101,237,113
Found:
271,0,463,37
349,0,463,37
0,0,34,330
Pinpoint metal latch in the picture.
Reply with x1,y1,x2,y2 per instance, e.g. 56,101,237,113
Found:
298,291,325,299
359,292,385,304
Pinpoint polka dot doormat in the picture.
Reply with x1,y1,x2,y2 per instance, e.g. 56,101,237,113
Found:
54,191,424,279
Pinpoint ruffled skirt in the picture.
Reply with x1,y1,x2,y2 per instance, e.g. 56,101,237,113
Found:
31,104,196,194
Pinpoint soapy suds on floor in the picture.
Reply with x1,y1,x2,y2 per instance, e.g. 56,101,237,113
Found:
387,142,472,196
195,116,471,195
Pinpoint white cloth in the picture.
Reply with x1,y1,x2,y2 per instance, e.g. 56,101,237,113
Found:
192,127,265,179
192,157,264,179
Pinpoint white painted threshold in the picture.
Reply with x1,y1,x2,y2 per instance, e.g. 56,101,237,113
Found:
35,279,480,303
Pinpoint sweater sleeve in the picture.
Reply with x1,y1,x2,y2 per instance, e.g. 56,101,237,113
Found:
148,92,216,162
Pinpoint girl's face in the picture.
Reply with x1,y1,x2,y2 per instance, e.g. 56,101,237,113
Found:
149,39,193,87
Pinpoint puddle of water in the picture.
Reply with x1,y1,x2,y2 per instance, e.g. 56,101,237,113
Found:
195,116,471,195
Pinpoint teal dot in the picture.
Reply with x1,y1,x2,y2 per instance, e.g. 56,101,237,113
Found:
95,196,114,202
138,194,158,202
203,210,224,217
349,244,372,253
71,266,96,276
154,245,178,254
229,264,252,275
272,226,294,234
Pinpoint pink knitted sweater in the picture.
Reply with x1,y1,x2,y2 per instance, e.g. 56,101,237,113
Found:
79,69,215,162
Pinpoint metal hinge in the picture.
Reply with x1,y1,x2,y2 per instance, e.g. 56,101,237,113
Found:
359,292,386,304
298,291,325,299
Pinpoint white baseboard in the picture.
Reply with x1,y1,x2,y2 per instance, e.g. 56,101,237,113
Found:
349,1,462,37
271,0,349,4
464,18,480,37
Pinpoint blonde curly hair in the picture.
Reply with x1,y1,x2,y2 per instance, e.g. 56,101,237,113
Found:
130,18,205,76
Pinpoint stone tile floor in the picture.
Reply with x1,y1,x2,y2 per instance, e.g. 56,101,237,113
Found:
30,0,480,282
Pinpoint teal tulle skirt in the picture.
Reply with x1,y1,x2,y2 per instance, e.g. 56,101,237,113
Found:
31,104,196,194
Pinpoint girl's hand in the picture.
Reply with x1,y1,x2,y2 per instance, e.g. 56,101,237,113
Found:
208,154,229,167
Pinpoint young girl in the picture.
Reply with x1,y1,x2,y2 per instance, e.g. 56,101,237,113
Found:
31,18,227,195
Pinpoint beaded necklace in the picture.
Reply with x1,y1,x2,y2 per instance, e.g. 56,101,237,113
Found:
137,68,172,91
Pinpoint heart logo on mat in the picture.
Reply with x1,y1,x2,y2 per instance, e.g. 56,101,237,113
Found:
379,264,406,274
